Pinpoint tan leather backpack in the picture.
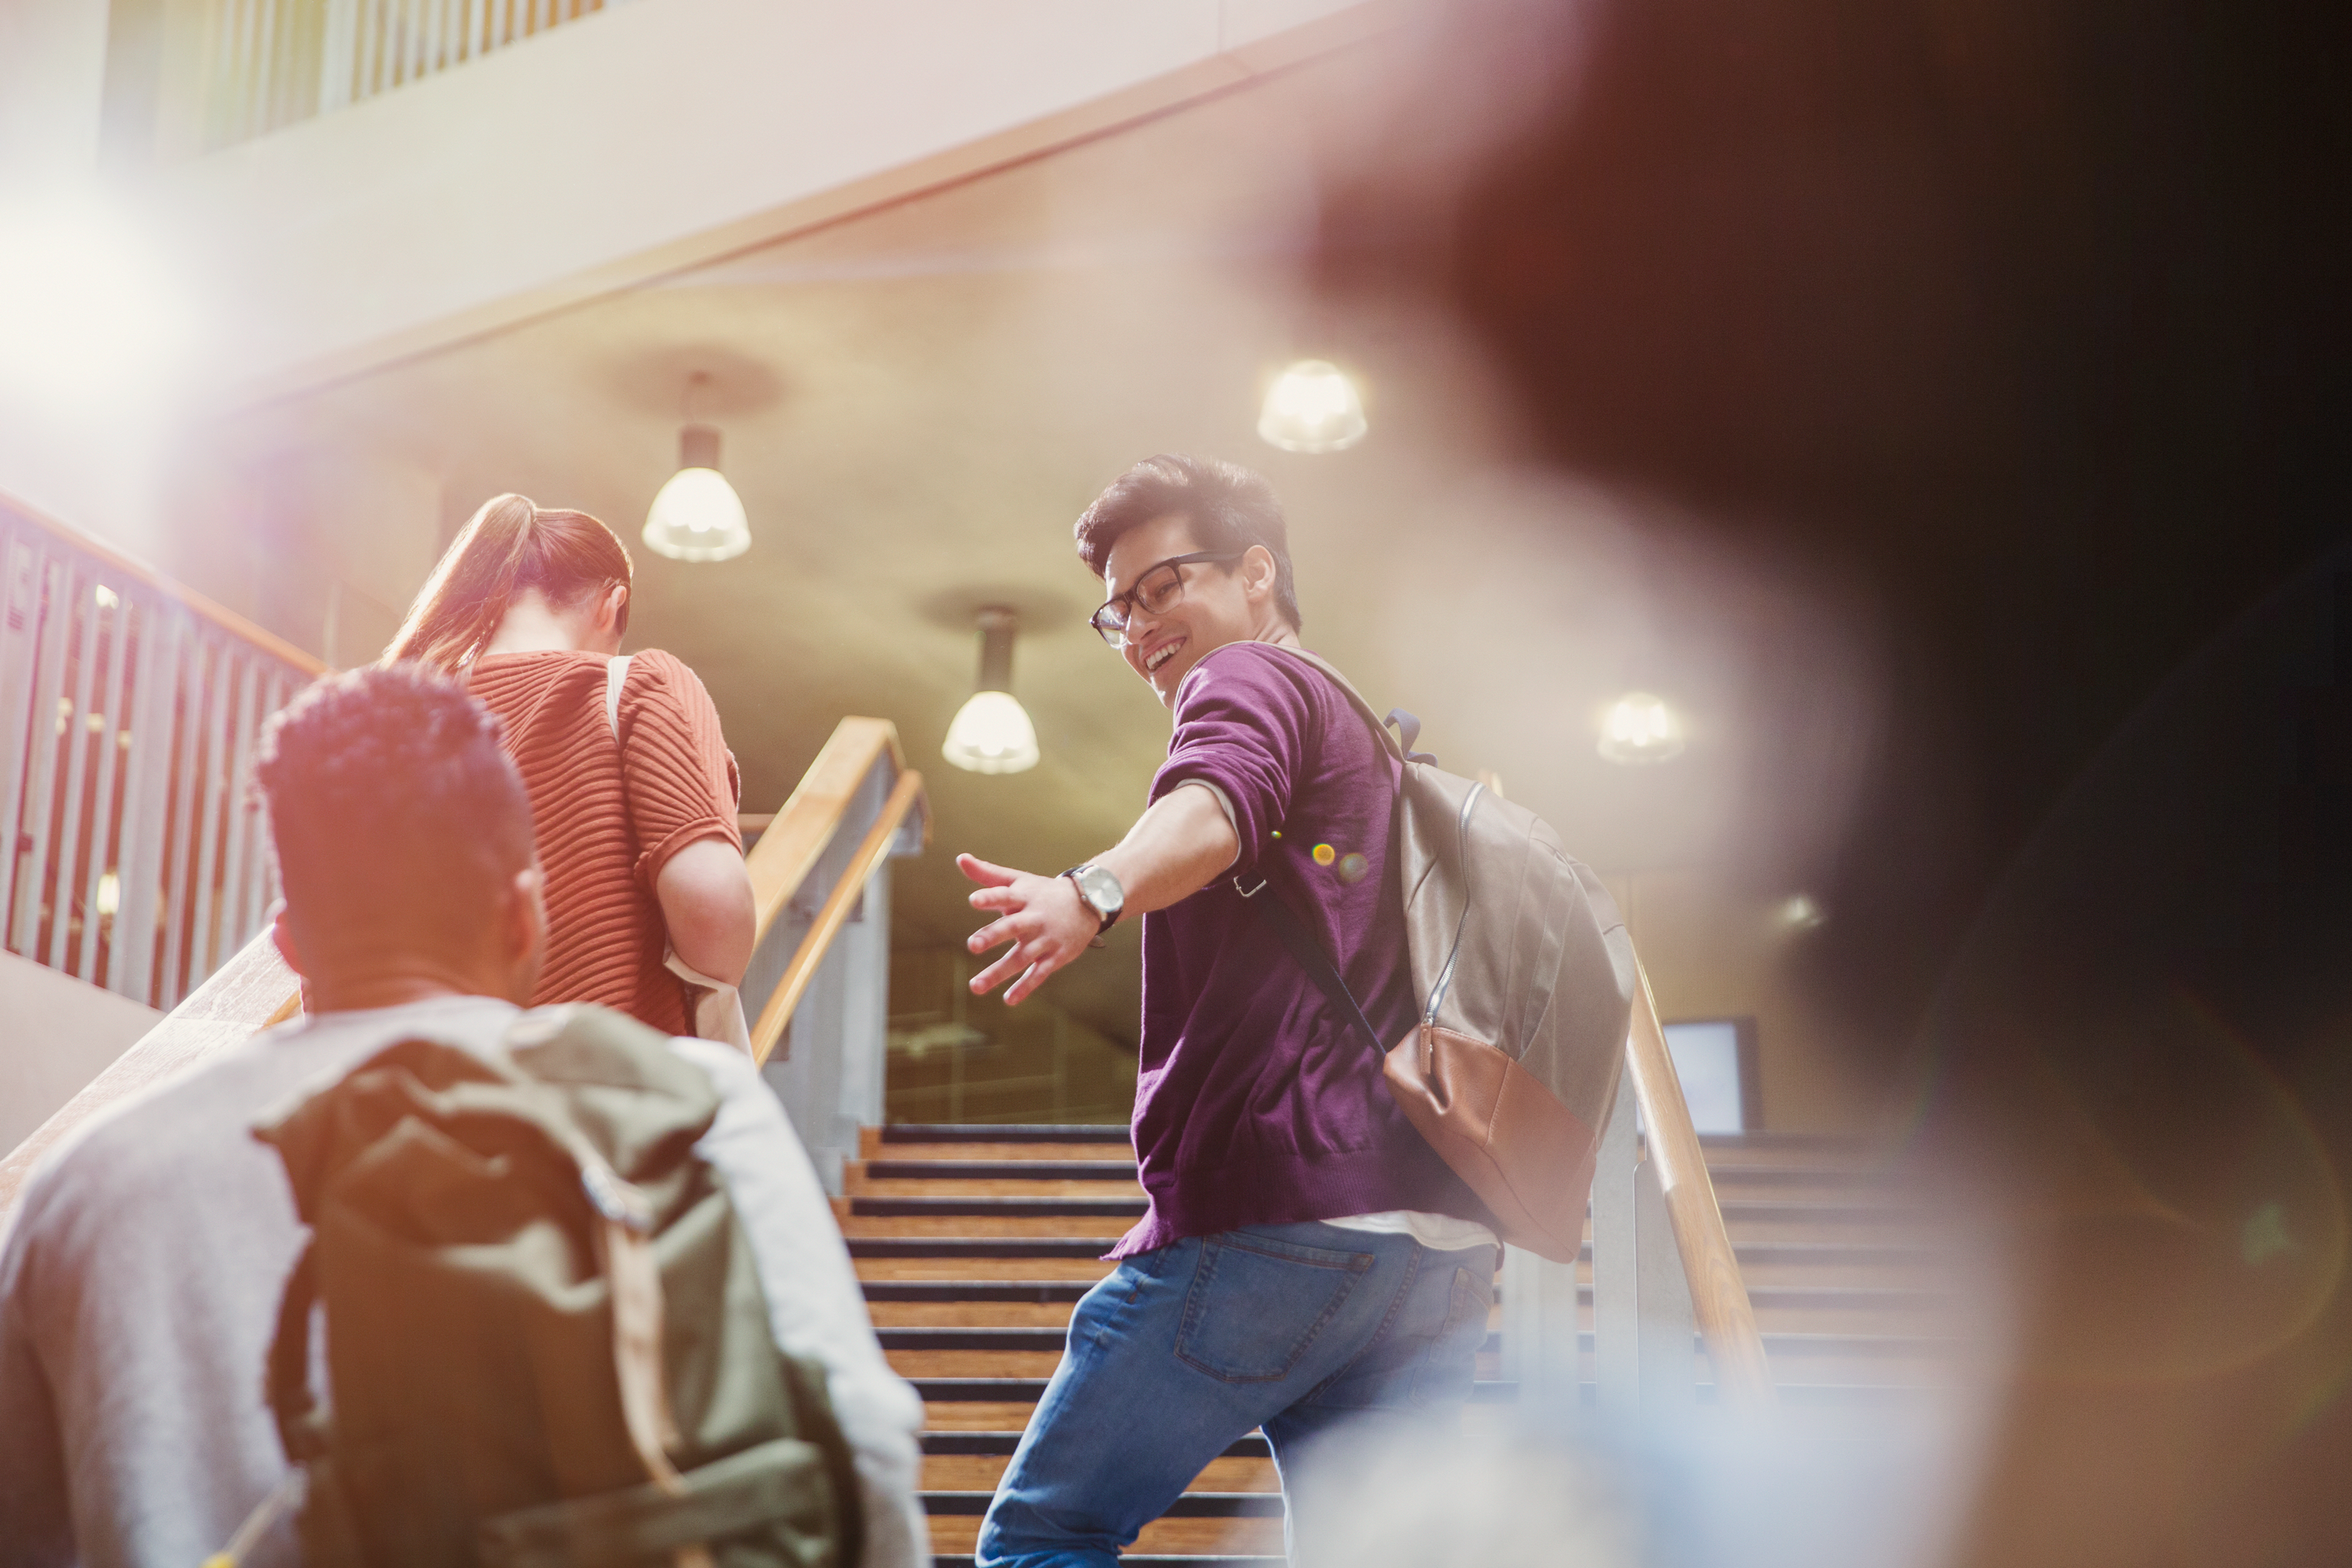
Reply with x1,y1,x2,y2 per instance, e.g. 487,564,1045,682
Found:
1253,648,1638,1264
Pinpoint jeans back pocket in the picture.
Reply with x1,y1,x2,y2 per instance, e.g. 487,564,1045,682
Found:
1174,1230,1375,1384
1411,1263,1496,1406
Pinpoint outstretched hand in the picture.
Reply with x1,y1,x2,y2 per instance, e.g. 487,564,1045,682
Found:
959,853,1102,1006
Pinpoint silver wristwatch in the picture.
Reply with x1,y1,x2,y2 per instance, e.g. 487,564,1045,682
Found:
1061,862,1125,936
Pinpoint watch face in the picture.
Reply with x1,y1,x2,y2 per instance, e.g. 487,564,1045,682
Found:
1076,864,1123,917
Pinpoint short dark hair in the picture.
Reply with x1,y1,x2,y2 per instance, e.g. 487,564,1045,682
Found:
256,663,535,962
1073,454,1301,630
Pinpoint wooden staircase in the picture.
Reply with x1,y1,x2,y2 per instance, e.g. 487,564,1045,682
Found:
845,1123,1962,1566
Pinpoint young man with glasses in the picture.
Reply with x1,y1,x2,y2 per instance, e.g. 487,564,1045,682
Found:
959,453,1499,1567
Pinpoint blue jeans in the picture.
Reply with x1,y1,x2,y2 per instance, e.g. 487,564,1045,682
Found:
975,1221,1497,1566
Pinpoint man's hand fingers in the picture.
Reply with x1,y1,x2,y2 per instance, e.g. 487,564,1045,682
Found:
965,915,1028,955
956,853,1018,889
967,885,1023,913
1004,952,1064,1007
969,944,1034,996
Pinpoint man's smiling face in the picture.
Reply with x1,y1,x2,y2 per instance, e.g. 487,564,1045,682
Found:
1100,513,1259,709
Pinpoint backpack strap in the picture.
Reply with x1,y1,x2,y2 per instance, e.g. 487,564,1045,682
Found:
1256,644,1435,765
1235,644,1430,1060
604,654,633,740
1246,884,1392,1064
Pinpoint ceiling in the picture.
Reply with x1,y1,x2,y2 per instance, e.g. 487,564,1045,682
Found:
192,47,1885,1045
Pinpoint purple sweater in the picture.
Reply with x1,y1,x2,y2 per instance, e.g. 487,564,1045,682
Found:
1109,642,1490,1258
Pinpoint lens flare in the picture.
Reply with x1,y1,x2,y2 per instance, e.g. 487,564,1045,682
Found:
0,198,194,405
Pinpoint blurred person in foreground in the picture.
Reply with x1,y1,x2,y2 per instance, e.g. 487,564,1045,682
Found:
1316,2,2352,1564
959,455,1499,1566
384,492,755,1047
0,664,927,1567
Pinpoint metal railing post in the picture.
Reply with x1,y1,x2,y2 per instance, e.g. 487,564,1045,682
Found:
1592,1064,1642,1416
1634,1156,1697,1410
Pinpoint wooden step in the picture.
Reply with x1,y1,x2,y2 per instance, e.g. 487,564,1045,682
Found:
924,1453,1279,1494
866,1159,1140,1180
852,1233,1938,1272
849,1238,1116,1258
927,1492,1282,1519
869,1126,1131,1163
886,1336,1947,1388
931,1559,1279,1567
873,1301,1076,1328
873,1143,1134,1163
854,1174,1146,1199
883,1124,1134,1143
843,1215,1134,1239
924,1515,1281,1557
864,1279,1098,1303
923,1432,1271,1457
916,1377,1522,1406
864,1289,1951,1337
923,1401,1043,1432
916,1378,1939,1435
851,1166,1910,1203
849,1192,1920,1224
854,1196,1147,1218
892,1349,1066,1378
855,1258,1114,1283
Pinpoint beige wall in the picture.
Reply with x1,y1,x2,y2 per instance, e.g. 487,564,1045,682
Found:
1605,866,1898,1136
0,952,162,1157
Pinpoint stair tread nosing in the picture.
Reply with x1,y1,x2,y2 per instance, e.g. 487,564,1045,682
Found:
862,1279,1953,1312
923,1432,1273,1459
851,1236,1939,1264
925,1492,1282,1518
884,1125,1133,1143
850,1194,1925,1224
916,1377,1522,1403
931,1559,1280,1567
880,1326,1958,1356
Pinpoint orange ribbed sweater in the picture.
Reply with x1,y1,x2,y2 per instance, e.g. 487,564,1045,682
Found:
467,648,742,1036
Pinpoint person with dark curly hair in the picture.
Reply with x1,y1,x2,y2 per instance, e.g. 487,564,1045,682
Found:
0,663,927,1568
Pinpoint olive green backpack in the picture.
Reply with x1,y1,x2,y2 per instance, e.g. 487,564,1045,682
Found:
250,1004,862,1568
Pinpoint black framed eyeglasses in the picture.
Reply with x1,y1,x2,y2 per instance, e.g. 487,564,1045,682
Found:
1089,551,1245,648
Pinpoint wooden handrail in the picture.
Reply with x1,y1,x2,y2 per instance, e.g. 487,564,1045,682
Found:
749,768,926,1067
0,715,925,1222
742,718,909,942
1622,957,1777,1408
3,490,328,677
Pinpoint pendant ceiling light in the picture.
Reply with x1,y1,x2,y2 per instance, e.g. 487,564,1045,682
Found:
643,372,751,562
1597,691,1685,764
943,607,1040,775
1258,358,1367,454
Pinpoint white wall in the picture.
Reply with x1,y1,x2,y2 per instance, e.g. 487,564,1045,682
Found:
0,0,1380,565
0,0,109,193
0,951,162,1156
151,0,1373,398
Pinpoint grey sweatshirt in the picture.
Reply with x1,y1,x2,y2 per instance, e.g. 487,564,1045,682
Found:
0,995,928,1568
